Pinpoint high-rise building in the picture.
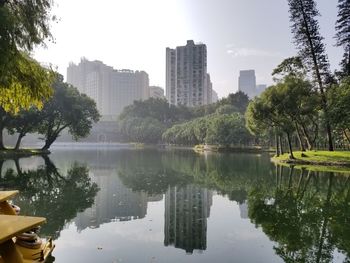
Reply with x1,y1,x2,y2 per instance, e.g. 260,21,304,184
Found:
150,86,165,99
67,58,149,117
238,70,256,99
166,40,210,107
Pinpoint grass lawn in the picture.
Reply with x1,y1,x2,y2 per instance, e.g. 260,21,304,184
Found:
272,151,350,173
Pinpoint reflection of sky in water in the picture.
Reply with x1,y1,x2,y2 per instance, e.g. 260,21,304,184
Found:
2,149,348,263
54,196,282,263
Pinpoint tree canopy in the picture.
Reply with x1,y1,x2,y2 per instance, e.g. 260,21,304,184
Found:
0,0,55,112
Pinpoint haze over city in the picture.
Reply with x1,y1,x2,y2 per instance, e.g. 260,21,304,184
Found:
33,0,342,98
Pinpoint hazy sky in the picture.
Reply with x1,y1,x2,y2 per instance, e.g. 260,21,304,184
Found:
34,0,342,98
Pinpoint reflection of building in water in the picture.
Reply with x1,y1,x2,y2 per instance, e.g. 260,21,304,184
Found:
239,201,248,219
75,169,148,231
164,185,213,254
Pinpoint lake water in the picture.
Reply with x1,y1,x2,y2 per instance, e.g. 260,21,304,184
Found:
0,149,349,263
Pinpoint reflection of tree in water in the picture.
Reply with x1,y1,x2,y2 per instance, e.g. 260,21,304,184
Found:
248,166,350,263
116,150,350,260
0,155,99,239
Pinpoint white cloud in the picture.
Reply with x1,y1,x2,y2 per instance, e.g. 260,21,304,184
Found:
226,46,282,58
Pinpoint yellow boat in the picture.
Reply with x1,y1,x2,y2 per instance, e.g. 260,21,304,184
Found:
0,191,55,263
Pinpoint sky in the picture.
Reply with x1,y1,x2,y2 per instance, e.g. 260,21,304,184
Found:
34,0,343,99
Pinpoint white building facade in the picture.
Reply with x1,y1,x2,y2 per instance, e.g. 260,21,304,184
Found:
67,58,149,117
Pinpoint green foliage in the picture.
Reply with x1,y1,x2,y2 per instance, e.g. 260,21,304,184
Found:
0,0,55,112
335,0,350,77
38,75,100,149
218,91,249,114
0,53,54,113
120,91,251,145
287,0,331,84
163,112,251,146
205,113,251,146
119,117,166,144
1,157,98,239
119,97,192,124
328,77,350,133
272,56,306,82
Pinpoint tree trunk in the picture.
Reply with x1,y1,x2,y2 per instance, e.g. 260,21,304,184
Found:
0,125,6,150
300,122,313,150
295,123,306,152
286,132,295,159
14,132,25,150
315,173,333,263
344,129,350,145
297,0,334,151
279,136,284,155
275,132,280,157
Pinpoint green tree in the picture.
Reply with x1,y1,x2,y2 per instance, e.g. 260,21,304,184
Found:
38,76,100,150
219,91,249,114
246,85,296,158
0,0,55,112
328,77,350,145
205,113,251,146
287,0,334,151
119,116,166,143
335,0,350,78
7,108,42,150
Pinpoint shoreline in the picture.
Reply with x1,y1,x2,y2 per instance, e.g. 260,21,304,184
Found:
0,149,50,159
271,151,350,173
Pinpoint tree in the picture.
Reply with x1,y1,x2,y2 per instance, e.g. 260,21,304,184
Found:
119,116,166,144
246,86,296,158
328,77,350,145
335,0,350,78
219,91,249,114
288,0,334,151
272,56,306,81
0,0,55,112
7,108,42,150
38,76,100,150
205,113,251,146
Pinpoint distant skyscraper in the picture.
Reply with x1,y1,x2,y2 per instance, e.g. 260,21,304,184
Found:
238,70,256,98
166,40,210,107
67,58,149,117
149,86,165,99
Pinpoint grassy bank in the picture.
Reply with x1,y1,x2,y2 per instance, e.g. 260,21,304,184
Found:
272,151,350,172
0,149,50,159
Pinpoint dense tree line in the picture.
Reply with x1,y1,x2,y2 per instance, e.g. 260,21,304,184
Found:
118,92,251,146
0,75,100,150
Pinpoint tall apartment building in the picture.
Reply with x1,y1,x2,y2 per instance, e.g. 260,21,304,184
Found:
67,58,149,117
166,40,210,107
238,70,256,99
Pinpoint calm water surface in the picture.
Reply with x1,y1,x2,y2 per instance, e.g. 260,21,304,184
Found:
0,149,349,263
